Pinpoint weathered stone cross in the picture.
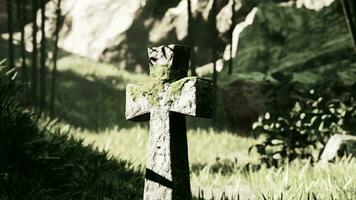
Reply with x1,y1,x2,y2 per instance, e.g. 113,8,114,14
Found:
125,44,213,200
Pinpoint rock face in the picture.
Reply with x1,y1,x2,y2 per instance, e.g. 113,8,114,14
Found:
0,0,337,65
59,0,144,67
55,0,246,71
221,0,354,130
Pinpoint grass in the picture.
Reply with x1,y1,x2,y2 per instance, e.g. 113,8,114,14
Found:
0,64,143,200
51,55,356,199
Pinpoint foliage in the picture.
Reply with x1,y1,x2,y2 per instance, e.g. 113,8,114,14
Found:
0,62,144,199
54,56,356,199
251,82,356,167
220,0,356,124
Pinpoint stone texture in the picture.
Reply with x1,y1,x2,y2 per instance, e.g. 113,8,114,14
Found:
125,45,213,200
319,134,356,164
295,0,335,10
59,0,143,61
28,0,246,71
222,0,348,130
0,0,338,68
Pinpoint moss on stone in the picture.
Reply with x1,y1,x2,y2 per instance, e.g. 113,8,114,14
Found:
150,65,171,82
128,78,165,107
168,77,197,101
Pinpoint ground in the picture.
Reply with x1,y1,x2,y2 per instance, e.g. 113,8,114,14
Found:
50,55,356,199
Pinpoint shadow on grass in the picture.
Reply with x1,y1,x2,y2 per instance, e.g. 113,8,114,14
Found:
0,76,144,199
53,69,144,131
0,130,144,200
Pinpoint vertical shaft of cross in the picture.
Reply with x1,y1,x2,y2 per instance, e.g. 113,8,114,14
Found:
144,105,191,200
126,45,213,200
145,108,172,199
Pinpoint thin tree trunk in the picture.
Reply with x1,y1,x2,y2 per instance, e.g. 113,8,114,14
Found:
6,0,14,69
50,0,61,117
16,0,28,91
211,0,218,121
228,0,235,75
32,0,38,107
187,0,196,76
341,0,356,53
40,0,46,111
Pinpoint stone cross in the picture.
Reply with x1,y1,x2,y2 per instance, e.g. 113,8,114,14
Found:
125,44,213,200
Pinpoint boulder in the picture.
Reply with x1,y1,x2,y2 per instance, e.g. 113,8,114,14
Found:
220,0,353,130
58,0,144,67
319,134,356,164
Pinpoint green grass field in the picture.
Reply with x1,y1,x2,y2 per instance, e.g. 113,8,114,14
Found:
51,56,356,199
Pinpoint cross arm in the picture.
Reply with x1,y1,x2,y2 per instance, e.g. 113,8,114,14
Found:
169,77,213,118
125,84,151,122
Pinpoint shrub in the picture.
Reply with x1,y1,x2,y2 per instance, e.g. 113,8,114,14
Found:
250,84,356,167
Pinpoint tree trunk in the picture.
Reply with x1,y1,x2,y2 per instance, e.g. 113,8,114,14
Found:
187,0,196,76
40,0,46,111
341,0,356,53
211,0,218,121
16,0,28,94
6,0,14,69
228,0,235,75
50,0,62,117
32,0,38,107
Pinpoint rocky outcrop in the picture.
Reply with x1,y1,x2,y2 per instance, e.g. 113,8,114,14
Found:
221,0,355,130
0,0,338,64
59,0,144,68
55,0,249,71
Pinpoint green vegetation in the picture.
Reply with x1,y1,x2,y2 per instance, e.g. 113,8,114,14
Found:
150,64,171,81
52,56,355,199
127,79,164,107
220,1,356,117
251,86,356,167
1,51,355,199
2,0,356,199
0,61,143,199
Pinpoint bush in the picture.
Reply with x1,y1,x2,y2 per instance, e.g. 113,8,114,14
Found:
250,83,356,167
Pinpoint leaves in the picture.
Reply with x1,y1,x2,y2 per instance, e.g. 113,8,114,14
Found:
251,88,356,167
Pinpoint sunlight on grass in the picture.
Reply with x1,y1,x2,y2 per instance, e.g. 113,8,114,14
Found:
58,55,151,90
54,55,356,199
61,125,257,170
58,123,356,199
